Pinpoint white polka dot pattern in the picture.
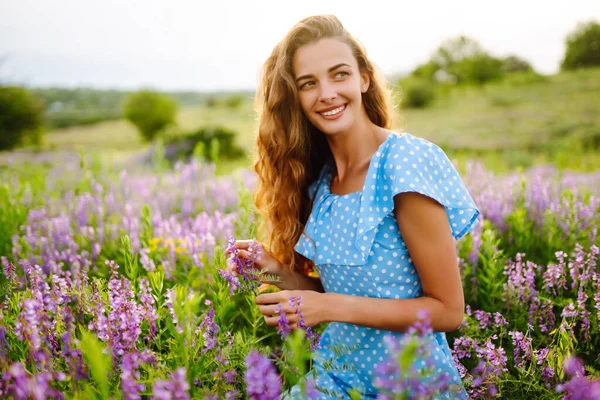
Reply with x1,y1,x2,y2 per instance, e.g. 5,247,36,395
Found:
287,132,475,399
295,132,480,267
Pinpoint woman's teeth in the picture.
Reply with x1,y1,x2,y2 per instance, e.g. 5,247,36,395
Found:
321,105,345,116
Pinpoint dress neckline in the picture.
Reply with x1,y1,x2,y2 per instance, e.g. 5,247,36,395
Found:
324,132,405,197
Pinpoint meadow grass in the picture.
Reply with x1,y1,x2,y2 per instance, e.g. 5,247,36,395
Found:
4,67,600,175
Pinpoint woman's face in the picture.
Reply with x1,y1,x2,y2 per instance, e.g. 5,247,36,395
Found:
292,38,370,136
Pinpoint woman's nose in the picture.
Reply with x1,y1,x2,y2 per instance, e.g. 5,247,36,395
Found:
318,81,337,102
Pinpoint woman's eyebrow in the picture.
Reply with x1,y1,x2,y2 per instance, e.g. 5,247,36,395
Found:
295,63,351,83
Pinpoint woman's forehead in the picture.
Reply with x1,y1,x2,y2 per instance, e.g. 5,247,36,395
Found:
292,38,357,76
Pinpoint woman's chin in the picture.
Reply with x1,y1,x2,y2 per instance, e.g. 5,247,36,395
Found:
314,118,353,136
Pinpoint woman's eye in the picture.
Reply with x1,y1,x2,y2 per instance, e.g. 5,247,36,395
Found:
335,71,348,78
300,81,314,89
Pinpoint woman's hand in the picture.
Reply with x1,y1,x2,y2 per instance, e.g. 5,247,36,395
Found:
225,239,286,283
255,290,326,329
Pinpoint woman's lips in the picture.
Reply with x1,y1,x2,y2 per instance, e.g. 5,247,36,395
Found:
318,104,347,120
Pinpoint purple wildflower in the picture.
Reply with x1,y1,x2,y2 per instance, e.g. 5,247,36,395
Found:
60,307,86,381
452,336,476,360
244,350,282,400
543,253,567,295
86,261,143,359
138,278,158,339
275,304,291,339
475,338,508,377
2,363,65,400
139,248,156,272
556,355,600,399
0,313,8,361
1,256,16,281
165,288,183,334
508,331,533,369
196,300,220,353
470,361,499,398
493,312,509,328
13,262,57,364
222,236,262,293
217,268,240,294
121,352,148,400
503,254,539,302
562,302,578,318
105,260,142,357
152,367,190,400
407,309,433,336
374,313,462,398
304,377,319,399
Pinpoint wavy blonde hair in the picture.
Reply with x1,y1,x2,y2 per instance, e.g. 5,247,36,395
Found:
253,14,396,273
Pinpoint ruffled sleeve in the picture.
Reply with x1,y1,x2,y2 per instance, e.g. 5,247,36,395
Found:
353,132,480,262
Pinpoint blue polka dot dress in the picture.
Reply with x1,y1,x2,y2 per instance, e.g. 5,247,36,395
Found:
286,132,480,399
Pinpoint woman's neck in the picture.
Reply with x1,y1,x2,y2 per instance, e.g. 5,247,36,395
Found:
327,122,389,181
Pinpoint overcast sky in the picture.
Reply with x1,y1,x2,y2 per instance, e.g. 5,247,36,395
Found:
1,0,598,91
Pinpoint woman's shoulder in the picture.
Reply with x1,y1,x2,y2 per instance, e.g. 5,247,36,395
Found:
382,130,444,152
361,129,480,241
374,130,450,171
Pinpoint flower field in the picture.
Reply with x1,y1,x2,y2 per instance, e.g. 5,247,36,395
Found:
0,152,599,399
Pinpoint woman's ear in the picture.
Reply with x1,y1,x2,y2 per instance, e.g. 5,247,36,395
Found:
360,71,370,93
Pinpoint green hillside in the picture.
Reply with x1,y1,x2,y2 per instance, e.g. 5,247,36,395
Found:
12,68,600,173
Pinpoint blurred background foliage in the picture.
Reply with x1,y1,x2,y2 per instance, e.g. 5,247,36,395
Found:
1,19,599,174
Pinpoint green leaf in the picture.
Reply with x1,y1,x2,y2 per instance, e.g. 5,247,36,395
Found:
149,269,165,298
121,235,139,283
79,330,112,400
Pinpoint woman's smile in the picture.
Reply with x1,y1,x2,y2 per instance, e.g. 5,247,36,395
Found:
318,103,347,120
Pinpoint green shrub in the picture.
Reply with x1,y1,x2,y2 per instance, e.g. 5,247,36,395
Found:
0,86,45,151
122,89,178,142
205,95,218,108
450,53,505,85
167,126,245,163
501,55,533,73
47,110,122,129
426,36,505,86
561,20,600,70
410,60,441,82
500,70,548,86
224,94,245,110
398,77,436,109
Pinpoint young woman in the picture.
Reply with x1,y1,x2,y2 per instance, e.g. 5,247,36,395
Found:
227,14,480,399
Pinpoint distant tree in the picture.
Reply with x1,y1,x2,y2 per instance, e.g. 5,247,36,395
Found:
431,36,485,70
123,90,178,142
501,55,534,73
205,95,218,108
561,20,600,70
424,36,504,85
224,94,245,110
411,60,441,82
397,77,436,109
452,53,504,85
0,86,45,151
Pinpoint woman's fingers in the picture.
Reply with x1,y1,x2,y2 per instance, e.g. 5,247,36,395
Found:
237,249,252,259
225,239,256,254
259,304,294,316
227,249,257,264
263,315,299,326
225,256,239,276
261,308,300,324
226,250,262,276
